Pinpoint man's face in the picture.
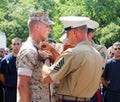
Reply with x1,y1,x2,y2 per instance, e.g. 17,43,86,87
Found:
66,30,75,45
113,45,120,57
0,48,5,58
11,40,22,54
87,31,95,41
37,22,51,40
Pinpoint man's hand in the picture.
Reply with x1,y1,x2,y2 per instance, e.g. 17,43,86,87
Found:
40,42,53,51
42,65,53,83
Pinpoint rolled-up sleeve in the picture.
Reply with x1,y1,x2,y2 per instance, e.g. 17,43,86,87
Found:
17,49,41,77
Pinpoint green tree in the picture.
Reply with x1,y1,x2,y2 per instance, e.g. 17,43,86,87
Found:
0,0,56,48
98,22,120,48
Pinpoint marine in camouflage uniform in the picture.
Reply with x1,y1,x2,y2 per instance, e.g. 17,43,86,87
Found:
17,12,54,102
17,37,50,102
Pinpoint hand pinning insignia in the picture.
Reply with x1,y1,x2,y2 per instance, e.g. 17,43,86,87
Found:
54,57,64,71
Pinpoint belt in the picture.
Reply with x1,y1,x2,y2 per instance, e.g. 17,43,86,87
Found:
58,94,90,101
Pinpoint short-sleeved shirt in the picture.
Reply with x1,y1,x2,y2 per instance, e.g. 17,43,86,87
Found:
0,53,17,87
47,41,103,98
102,58,120,92
17,37,49,102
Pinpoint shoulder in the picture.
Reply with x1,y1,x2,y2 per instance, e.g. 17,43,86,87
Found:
18,41,38,58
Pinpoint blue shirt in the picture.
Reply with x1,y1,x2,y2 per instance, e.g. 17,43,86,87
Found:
102,58,120,92
0,53,17,87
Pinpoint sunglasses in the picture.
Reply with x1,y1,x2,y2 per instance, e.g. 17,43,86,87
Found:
114,48,120,50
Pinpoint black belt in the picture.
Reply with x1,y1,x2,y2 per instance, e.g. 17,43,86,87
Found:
58,94,90,101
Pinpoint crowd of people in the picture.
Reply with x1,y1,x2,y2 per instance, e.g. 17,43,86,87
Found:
0,11,120,102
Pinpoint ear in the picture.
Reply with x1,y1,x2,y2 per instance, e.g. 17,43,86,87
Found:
34,24,39,29
73,29,78,38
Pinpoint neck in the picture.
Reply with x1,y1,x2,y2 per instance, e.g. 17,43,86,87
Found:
30,34,41,44
78,35,87,44
13,52,18,57
114,56,120,60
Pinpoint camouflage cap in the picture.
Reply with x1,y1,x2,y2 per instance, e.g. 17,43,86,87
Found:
29,12,55,26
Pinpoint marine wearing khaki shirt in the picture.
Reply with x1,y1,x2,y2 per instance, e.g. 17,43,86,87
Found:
17,37,50,102
46,41,103,98
42,16,103,102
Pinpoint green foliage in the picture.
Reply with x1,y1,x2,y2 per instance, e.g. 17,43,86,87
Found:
99,22,120,48
0,0,120,48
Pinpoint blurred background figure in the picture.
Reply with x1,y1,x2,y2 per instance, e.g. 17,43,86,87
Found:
0,48,5,60
4,47,10,56
107,46,114,59
0,47,5,102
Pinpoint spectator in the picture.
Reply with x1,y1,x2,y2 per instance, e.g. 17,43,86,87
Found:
101,41,120,102
4,47,10,56
0,37,22,102
0,47,5,102
107,46,114,59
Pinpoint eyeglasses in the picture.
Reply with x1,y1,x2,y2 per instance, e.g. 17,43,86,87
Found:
114,48,120,50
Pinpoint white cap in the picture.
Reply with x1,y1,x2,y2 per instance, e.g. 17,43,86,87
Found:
86,19,99,29
59,16,90,28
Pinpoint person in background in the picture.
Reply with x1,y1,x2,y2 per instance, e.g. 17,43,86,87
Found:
16,12,54,102
4,47,10,56
0,47,5,102
101,41,120,102
0,37,22,102
107,46,114,59
0,48,5,60
41,16,103,102
87,19,108,102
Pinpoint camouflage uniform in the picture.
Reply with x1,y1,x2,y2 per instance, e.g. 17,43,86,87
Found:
17,37,50,102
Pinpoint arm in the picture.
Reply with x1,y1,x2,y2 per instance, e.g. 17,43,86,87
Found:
42,64,53,84
17,75,31,102
0,73,5,83
40,42,60,61
49,47,60,61
101,77,108,88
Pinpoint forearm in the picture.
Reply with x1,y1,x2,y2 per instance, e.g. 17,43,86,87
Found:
42,64,53,84
50,47,60,60
17,76,30,102
19,86,30,102
0,74,5,83
101,77,108,88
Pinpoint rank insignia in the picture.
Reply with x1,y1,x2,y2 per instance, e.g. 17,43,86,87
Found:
101,52,106,59
54,57,64,71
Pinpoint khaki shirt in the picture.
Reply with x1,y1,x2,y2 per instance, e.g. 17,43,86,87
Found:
17,37,49,102
48,41,103,98
91,40,108,68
